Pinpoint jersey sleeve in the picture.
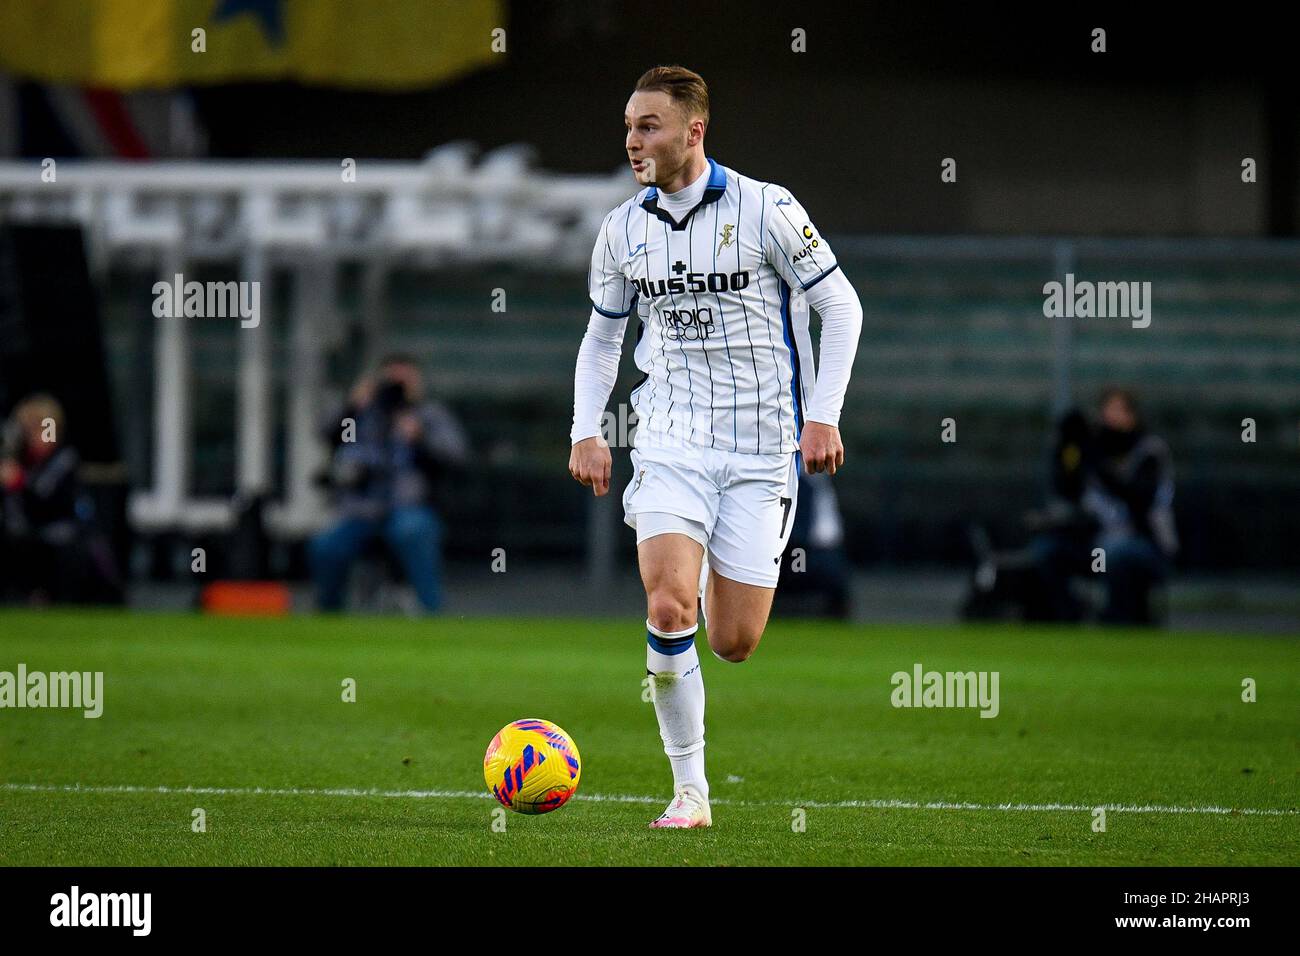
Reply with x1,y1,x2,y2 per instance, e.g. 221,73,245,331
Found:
588,208,636,319
762,184,840,292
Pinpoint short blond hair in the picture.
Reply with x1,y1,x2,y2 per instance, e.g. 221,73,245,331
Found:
634,65,709,131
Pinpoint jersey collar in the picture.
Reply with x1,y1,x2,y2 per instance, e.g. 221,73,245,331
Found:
640,157,727,231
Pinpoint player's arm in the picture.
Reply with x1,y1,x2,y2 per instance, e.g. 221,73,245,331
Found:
800,269,862,474
569,210,634,496
762,187,863,475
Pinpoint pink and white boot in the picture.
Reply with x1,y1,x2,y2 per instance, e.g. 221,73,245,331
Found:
649,784,712,829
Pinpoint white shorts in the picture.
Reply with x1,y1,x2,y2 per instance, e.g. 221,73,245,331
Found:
622,439,800,588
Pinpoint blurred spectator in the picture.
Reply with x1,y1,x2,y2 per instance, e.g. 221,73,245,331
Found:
1,393,122,604
776,471,852,619
1028,387,1178,624
308,354,468,612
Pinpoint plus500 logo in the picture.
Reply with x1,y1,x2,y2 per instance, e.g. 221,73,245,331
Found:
633,270,750,300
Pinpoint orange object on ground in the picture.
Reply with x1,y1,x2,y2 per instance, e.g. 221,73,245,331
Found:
201,581,291,616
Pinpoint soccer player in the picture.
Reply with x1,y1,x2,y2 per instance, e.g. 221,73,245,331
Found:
568,66,863,828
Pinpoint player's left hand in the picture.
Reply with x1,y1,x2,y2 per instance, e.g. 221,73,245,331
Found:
800,421,844,475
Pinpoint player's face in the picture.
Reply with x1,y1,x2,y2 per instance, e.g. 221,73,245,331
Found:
624,90,692,186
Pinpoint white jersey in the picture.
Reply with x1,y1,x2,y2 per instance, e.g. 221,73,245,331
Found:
588,158,840,455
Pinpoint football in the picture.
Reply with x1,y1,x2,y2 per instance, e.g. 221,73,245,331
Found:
483,718,582,814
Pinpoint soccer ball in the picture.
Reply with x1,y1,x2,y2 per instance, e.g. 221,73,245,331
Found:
483,718,582,814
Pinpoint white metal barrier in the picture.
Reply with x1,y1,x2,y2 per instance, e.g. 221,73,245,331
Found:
0,146,636,537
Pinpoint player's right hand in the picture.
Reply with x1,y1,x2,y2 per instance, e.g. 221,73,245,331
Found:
569,435,612,496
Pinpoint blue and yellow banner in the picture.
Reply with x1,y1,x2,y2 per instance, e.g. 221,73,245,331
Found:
0,0,505,90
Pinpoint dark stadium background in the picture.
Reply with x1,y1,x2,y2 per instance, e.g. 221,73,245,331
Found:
2,2,1297,626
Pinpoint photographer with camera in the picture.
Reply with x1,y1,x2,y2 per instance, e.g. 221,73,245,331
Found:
1029,386,1178,625
308,354,468,612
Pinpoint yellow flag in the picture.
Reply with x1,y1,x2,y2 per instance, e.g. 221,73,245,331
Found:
0,0,505,90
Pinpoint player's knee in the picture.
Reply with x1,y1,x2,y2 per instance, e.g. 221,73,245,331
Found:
647,589,696,633
709,625,762,663
717,642,759,665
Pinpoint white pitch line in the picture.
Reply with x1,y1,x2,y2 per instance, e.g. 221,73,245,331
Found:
2,782,1295,817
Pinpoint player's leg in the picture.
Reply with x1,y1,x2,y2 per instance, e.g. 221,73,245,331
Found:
704,449,800,662
638,526,702,633
636,521,712,828
702,572,777,662
622,435,721,828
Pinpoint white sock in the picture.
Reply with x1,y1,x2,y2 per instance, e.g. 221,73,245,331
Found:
646,618,708,800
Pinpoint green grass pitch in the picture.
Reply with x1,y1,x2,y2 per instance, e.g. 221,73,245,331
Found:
1,610,1296,866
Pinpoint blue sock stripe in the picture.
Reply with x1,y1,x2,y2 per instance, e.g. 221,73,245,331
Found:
647,630,696,656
